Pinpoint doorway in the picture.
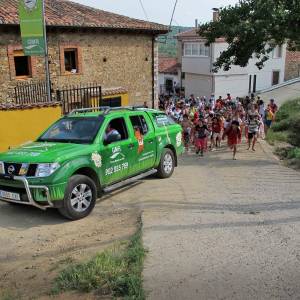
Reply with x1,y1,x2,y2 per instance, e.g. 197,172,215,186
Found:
272,71,280,86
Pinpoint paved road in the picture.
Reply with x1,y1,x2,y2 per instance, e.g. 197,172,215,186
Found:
138,142,300,300
258,81,300,107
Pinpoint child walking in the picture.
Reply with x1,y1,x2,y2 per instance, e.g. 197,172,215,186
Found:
222,120,241,160
194,120,209,156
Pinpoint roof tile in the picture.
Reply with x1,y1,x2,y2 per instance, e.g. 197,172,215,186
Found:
0,0,168,33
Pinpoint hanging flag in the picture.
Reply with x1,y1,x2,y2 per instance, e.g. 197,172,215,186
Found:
19,0,45,56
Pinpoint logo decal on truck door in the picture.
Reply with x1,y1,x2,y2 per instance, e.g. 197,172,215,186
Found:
91,152,102,168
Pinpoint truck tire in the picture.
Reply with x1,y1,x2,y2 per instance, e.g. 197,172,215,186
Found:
156,148,175,179
58,175,97,220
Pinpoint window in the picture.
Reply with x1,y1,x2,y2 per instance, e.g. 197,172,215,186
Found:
64,49,78,73
14,56,31,77
272,45,283,58
60,44,83,75
12,50,32,78
184,42,209,57
105,118,128,142
130,115,149,135
101,96,122,107
152,113,176,127
38,117,103,144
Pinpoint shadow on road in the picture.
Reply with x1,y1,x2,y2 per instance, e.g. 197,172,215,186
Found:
0,203,66,230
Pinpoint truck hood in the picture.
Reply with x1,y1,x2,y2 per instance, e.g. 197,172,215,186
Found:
0,142,92,164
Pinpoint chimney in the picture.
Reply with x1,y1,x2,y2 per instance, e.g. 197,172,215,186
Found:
195,19,198,28
212,8,220,22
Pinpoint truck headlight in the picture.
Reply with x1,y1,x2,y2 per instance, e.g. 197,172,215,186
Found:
0,162,4,174
35,163,60,178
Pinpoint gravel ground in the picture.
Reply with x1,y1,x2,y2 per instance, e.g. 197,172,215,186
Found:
141,142,300,299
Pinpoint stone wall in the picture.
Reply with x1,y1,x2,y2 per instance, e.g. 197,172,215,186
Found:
0,26,157,105
285,50,300,81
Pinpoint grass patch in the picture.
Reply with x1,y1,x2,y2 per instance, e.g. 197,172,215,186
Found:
267,98,300,169
266,129,289,145
52,227,146,299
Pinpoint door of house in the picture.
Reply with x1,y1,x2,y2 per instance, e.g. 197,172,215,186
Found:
253,75,257,93
165,78,173,94
272,71,280,86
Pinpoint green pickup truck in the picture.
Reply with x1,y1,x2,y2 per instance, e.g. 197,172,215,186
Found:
0,107,183,220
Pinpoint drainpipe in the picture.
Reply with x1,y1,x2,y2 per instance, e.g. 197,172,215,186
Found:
152,36,155,109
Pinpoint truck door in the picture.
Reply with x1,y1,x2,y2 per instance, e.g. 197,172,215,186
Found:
128,113,156,175
100,117,132,186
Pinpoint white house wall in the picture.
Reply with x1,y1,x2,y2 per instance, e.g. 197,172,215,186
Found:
182,56,211,75
213,43,287,93
185,73,213,98
214,74,249,98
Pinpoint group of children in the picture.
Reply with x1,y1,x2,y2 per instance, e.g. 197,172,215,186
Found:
164,94,277,160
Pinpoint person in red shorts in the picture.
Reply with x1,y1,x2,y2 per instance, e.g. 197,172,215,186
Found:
222,120,242,160
194,119,209,157
211,116,222,151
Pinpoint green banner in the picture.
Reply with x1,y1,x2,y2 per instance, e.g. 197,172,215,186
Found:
19,0,45,56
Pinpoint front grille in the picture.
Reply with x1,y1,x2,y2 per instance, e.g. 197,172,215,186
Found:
3,163,37,177
27,164,37,177
4,163,22,176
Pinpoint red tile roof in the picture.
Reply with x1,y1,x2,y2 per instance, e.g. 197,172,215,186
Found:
177,28,226,42
0,0,168,34
159,57,179,74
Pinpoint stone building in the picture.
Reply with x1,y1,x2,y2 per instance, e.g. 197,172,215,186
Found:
0,0,168,106
285,50,300,81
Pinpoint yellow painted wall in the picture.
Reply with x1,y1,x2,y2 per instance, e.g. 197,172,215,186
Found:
0,106,61,152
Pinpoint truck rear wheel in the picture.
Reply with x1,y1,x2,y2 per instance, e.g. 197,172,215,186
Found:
156,148,175,179
58,175,97,220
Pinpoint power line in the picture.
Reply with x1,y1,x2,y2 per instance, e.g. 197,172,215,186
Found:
169,0,179,29
138,0,149,21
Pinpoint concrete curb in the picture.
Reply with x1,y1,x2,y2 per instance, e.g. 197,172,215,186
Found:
259,139,280,161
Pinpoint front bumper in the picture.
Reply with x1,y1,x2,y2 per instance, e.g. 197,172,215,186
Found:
0,175,54,210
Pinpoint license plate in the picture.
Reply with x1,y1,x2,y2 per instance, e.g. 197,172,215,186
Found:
0,190,21,201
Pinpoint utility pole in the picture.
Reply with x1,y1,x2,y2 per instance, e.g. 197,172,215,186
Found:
42,0,51,102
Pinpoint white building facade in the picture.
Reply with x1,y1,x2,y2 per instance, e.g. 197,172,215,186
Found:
177,29,287,99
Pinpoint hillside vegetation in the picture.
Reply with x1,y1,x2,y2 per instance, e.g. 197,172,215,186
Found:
267,98,300,168
158,26,191,57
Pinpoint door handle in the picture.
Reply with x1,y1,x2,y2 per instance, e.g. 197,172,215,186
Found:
148,139,154,144
128,143,134,149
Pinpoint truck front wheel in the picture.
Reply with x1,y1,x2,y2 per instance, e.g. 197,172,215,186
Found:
156,148,175,178
58,175,97,220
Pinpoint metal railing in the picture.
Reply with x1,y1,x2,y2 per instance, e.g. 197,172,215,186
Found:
56,84,102,115
14,80,53,104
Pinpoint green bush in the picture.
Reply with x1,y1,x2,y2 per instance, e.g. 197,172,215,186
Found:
286,114,300,147
275,98,300,122
266,129,289,145
271,118,291,132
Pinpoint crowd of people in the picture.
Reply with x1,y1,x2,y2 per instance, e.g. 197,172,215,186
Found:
159,93,278,160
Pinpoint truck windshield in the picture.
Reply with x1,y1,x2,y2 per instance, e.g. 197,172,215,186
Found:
38,117,103,144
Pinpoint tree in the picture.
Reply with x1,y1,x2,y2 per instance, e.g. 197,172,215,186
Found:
198,0,300,72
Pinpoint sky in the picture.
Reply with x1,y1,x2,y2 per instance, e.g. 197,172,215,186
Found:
72,0,239,27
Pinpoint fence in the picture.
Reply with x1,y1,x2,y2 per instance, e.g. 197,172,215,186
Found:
14,81,53,104
56,84,102,114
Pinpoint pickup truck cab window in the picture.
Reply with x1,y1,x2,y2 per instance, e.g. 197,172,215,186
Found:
129,115,149,135
103,117,128,144
38,117,103,144
152,113,176,127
